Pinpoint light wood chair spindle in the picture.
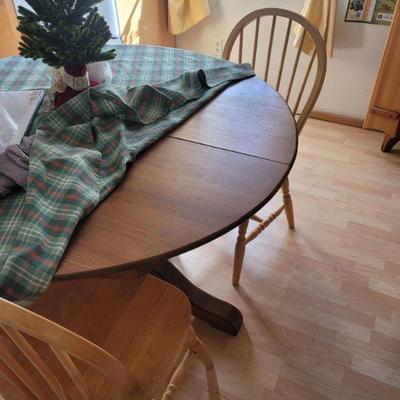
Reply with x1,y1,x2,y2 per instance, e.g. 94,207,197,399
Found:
0,275,214,399
222,8,327,285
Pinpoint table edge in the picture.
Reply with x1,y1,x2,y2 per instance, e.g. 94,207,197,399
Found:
54,135,298,281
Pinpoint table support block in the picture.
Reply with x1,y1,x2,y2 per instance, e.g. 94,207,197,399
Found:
152,261,243,336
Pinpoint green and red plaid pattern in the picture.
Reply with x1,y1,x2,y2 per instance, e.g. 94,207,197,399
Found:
0,45,254,304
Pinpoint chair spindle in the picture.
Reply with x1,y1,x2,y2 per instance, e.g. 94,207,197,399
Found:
252,17,261,69
293,48,316,116
239,30,244,63
286,28,306,103
0,357,35,400
276,18,292,91
51,346,90,400
0,337,47,399
264,15,276,82
2,324,67,400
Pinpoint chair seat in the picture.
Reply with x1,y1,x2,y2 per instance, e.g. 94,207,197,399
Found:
85,275,192,399
0,274,195,400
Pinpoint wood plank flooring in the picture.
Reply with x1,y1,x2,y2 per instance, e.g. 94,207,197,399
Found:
172,119,400,400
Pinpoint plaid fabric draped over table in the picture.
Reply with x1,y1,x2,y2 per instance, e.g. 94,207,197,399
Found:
0,45,254,305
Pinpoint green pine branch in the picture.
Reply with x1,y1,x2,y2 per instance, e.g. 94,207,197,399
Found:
17,0,116,68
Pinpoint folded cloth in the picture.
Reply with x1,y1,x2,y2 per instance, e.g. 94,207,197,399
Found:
168,0,210,35
294,0,337,58
0,136,34,198
0,61,255,305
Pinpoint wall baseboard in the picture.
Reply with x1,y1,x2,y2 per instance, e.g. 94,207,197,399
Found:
310,111,364,129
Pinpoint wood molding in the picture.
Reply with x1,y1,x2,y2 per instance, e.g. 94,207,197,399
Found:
310,110,364,128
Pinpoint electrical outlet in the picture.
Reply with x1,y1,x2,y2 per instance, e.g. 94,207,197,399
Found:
214,41,221,57
214,39,224,58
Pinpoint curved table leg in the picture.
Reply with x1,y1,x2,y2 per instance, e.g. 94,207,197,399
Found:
152,261,243,336
381,133,400,152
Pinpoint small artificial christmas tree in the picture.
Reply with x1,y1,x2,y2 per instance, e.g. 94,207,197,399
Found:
17,0,116,107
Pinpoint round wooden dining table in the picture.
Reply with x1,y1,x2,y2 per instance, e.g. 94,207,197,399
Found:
53,75,297,335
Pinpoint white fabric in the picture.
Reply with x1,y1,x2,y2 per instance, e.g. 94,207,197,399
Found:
0,90,43,152
87,61,113,84
62,68,90,91
51,62,113,94
0,104,18,153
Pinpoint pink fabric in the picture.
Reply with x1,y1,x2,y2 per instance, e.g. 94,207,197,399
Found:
0,136,34,198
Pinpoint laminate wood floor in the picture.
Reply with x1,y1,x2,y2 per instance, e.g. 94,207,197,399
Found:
172,119,400,400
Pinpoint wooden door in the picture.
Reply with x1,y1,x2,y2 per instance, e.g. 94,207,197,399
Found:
364,2,400,151
0,0,20,58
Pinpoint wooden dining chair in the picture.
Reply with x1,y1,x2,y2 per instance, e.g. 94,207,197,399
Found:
0,274,214,399
222,8,327,285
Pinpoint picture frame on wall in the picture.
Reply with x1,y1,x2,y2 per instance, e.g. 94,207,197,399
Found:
345,0,397,24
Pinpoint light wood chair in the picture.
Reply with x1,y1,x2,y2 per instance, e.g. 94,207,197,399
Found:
0,274,214,399
222,8,327,285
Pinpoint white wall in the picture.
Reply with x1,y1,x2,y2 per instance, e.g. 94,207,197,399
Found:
176,0,389,120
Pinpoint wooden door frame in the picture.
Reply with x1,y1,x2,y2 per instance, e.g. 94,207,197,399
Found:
363,2,400,152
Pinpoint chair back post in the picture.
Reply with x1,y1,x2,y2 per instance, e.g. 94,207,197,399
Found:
0,298,140,399
222,8,327,135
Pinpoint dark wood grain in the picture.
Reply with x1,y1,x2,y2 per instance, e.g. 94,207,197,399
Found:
56,137,290,278
381,133,400,152
55,77,296,279
170,77,296,164
152,261,243,335
49,73,297,335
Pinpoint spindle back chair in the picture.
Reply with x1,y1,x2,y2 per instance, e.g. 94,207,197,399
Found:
0,275,214,399
222,7,327,134
222,8,327,285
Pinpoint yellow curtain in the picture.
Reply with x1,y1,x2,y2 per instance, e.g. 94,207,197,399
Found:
293,0,337,58
168,0,210,35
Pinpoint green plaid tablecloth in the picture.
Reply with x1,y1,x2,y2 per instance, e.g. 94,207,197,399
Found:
0,45,254,304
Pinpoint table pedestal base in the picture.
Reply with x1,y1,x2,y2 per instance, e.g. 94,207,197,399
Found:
152,261,243,336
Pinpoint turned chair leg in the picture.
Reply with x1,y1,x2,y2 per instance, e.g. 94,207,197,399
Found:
162,326,214,400
162,351,190,400
232,219,249,286
187,326,214,370
282,178,295,229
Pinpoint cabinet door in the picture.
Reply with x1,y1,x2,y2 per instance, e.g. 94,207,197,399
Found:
0,0,20,58
364,2,400,140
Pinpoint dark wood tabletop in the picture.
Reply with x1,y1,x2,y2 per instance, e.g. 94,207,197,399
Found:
56,77,297,278
53,76,297,335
